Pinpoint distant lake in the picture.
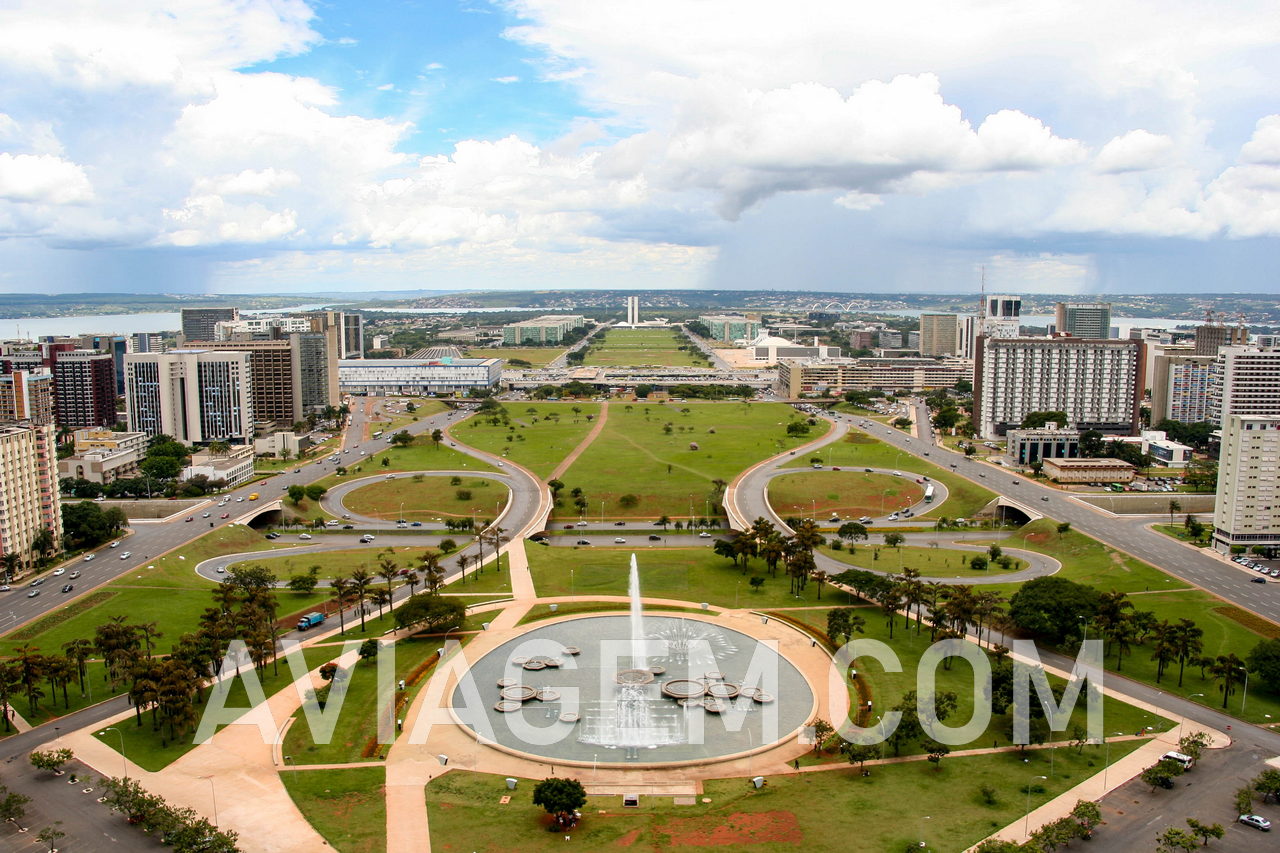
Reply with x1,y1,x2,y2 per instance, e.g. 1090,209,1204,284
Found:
0,303,351,340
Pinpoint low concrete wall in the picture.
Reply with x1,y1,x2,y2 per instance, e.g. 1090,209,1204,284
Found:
1073,493,1215,515
77,498,208,519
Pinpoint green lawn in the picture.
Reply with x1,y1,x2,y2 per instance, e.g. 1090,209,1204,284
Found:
312,435,496,492
819,544,1028,578
515,601,710,625
768,471,924,520
427,742,1145,853
343,475,508,522
581,327,707,367
788,431,996,519
456,402,601,480
223,543,453,585
282,766,386,853
1152,523,1210,548
93,645,339,771
463,347,564,367
526,545,849,609
554,402,830,520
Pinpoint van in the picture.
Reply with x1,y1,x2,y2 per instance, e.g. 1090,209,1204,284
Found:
1160,751,1194,770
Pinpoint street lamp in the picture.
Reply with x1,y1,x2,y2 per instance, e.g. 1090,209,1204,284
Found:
99,727,126,780
200,775,218,827
1240,667,1250,713
1024,775,1048,839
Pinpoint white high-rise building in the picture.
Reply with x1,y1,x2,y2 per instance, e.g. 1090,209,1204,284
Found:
0,422,62,572
973,336,1144,439
1213,415,1280,554
979,294,1021,339
1151,351,1215,425
626,296,639,326
124,350,254,445
1208,346,1280,425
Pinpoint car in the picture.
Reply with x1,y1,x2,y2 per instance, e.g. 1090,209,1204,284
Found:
360,534,375,543
294,468,302,473
69,571,80,579
892,471,902,477
888,513,899,521
1011,480,1019,485
397,522,408,528
185,516,194,522
61,584,73,593
265,532,279,540
325,520,340,527
949,463,957,468
30,578,44,586
397,518,407,524
342,513,351,519
859,516,872,524
698,532,712,538
411,521,422,527
27,589,39,598
653,521,666,527
576,521,588,527
614,537,627,543
342,524,354,529
648,534,662,541
530,537,550,546
220,513,229,519
1041,496,1050,502
979,473,986,478
1252,577,1267,583
832,466,841,471
236,497,245,502
385,473,394,479
614,521,626,526
864,468,873,473
1239,814,1271,831
119,551,131,559
496,461,504,467
82,553,95,561
563,524,575,530
109,541,119,548
0,585,9,592
216,566,226,573
53,567,65,575
575,539,591,545
299,533,313,540
1271,569,1280,578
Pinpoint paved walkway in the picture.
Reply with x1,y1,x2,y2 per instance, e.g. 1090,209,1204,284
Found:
546,400,609,482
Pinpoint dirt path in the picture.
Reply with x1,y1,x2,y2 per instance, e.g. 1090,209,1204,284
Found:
546,400,610,482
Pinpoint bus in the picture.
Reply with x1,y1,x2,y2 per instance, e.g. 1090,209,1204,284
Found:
371,430,383,439
924,484,935,503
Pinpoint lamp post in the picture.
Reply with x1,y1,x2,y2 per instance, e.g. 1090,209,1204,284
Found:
99,727,126,780
1179,695,1204,739
1024,775,1048,839
1240,667,1250,713
1101,731,1123,790
200,775,218,827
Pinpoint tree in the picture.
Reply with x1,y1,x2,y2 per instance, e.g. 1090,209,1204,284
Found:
618,493,639,509
1008,576,1100,643
305,484,327,502
1141,759,1184,792
35,822,65,852
836,521,868,544
391,430,414,447
1069,800,1102,839
1021,411,1069,429
394,594,466,633
29,748,73,774
287,573,318,594
1246,637,1280,694
1186,817,1224,846
1209,654,1246,709
923,739,950,770
1253,768,1280,803
810,718,835,753
969,555,989,571
532,777,587,828
842,742,879,771
1156,827,1198,853
358,639,379,661
1234,785,1256,816
287,484,306,505
0,784,30,824
882,532,904,549
1168,498,1182,528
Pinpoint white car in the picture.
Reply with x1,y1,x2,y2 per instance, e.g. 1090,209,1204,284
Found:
325,520,340,528
236,497,245,502
83,553,96,561
53,568,66,575
299,533,312,540
614,537,626,543
698,532,711,538
1239,814,1271,831
109,541,120,548
119,551,132,559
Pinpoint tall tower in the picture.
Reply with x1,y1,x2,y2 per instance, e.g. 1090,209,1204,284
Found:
625,296,639,326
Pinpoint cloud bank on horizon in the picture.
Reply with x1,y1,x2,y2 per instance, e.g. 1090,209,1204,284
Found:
0,0,1278,295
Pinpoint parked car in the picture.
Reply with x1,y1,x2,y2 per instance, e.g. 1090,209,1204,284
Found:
1239,815,1271,831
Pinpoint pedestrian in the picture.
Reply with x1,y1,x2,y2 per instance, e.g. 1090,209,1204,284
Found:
793,759,800,770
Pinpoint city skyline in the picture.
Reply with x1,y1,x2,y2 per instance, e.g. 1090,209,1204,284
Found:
1,0,1278,296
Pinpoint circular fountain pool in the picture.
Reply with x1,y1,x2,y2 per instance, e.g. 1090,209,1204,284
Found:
449,614,816,765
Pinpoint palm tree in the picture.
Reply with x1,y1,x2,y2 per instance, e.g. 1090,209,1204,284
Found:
61,638,94,695
1110,617,1138,672
657,515,671,533
0,552,21,583
0,660,20,732
1173,619,1204,687
759,534,785,577
421,550,445,593
1168,498,1181,528
486,526,508,572
1210,654,1246,709
405,570,421,596
790,519,825,553
350,569,372,632
1150,620,1177,684
330,576,351,634
377,555,399,601
371,588,392,619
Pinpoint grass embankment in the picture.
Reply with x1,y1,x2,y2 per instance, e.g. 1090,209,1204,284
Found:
787,431,996,520
222,544,448,584
426,745,1145,853
343,475,508,522
457,402,601,480
555,402,829,520
581,327,706,367
282,766,387,853
463,347,564,367
768,471,923,520
1152,523,1210,548
525,546,851,609
311,435,496,493
818,545,1028,578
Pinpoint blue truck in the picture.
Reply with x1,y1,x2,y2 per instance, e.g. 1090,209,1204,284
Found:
296,612,326,631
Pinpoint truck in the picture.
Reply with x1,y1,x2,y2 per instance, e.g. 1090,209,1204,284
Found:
296,612,326,631
924,484,935,503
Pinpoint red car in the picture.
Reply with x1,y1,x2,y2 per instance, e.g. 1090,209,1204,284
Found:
220,513,229,519
185,516,194,522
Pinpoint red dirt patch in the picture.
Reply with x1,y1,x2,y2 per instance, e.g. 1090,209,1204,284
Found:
656,810,801,846
1023,532,1052,545
614,827,642,847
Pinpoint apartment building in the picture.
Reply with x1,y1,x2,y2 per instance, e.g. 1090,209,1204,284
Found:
0,422,62,568
1208,347,1280,425
124,350,254,445
775,357,971,397
918,313,960,357
1151,351,1215,424
180,307,240,342
973,337,1143,439
0,370,54,425
52,349,117,429
1213,415,1280,553
1054,302,1113,339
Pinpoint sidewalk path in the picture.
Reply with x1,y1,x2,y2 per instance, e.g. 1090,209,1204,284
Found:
546,400,609,483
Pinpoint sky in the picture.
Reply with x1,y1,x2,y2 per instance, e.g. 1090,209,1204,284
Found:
1,0,1278,297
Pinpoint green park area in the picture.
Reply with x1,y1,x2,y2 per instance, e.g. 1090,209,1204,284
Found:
818,544,1028,578
458,402,602,479
463,347,563,367
343,475,508,522
312,433,496,493
767,470,923,520
580,327,706,367
786,430,996,520
284,766,387,853
426,741,1143,853
553,402,829,519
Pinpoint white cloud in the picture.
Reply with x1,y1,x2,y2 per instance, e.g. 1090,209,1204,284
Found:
491,75,520,84
1094,130,1177,173
0,153,93,204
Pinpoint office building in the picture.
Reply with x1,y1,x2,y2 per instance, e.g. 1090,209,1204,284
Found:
124,350,254,445
57,428,147,484
973,337,1143,439
775,357,971,397
1195,321,1248,356
214,316,314,339
0,422,62,569
183,444,255,489
1042,457,1136,484
1208,346,1280,425
1054,302,1113,339
747,335,841,364
699,315,761,344
181,307,240,342
52,350,117,429
919,313,960,356
1151,351,1215,424
0,370,54,425
502,315,586,345
342,313,364,359
337,357,503,396
1213,415,1280,553
979,294,1022,339
957,315,979,359
849,330,875,351
1102,431,1193,467
626,296,639,326
1005,425,1081,465
1255,334,1280,348
371,335,391,350
130,332,164,354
